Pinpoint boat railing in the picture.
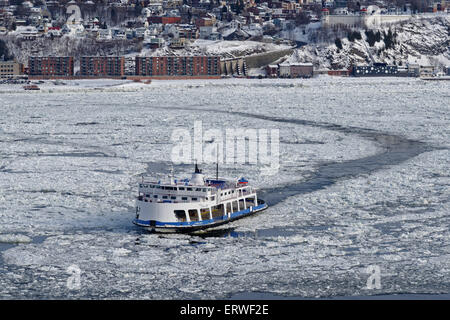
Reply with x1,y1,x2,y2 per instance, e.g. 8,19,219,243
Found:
138,196,210,204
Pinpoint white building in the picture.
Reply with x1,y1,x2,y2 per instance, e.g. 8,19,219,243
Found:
278,62,290,78
322,6,412,29
97,28,112,40
14,25,39,40
199,26,213,39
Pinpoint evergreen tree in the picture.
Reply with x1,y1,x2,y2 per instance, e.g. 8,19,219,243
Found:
0,39,13,61
348,31,355,42
335,38,343,50
235,0,244,14
365,30,377,46
384,28,395,50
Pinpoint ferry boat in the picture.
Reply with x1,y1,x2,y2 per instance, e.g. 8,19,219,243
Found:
133,165,268,232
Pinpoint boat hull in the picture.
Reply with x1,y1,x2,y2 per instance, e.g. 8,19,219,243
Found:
133,200,268,233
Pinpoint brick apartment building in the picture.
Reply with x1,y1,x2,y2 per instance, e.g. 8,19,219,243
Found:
135,56,221,77
148,16,181,24
80,56,125,77
28,56,74,77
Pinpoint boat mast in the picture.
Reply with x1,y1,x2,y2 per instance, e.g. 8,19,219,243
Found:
216,147,219,180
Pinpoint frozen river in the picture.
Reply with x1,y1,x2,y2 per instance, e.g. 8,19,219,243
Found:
0,77,449,299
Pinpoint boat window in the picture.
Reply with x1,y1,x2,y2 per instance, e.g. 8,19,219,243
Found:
195,188,202,191
200,208,210,220
232,200,239,212
211,204,225,218
211,196,215,201
226,202,232,214
202,188,206,192
171,196,176,200
179,187,185,191
174,210,186,222
162,196,168,199
188,209,199,221
245,197,255,207
192,197,198,201
187,187,192,191
181,197,188,201
153,195,158,198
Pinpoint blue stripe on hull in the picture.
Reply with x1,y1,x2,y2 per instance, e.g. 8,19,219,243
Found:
133,203,268,230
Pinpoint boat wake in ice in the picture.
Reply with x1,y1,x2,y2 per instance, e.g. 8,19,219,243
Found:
155,106,436,206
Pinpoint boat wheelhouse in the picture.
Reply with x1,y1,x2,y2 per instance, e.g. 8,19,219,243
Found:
133,165,268,232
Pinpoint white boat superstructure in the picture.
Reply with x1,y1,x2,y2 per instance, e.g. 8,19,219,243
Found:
133,165,268,232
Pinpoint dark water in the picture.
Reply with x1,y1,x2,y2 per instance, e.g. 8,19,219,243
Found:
230,291,450,300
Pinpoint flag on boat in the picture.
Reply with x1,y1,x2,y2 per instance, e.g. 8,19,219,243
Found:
238,177,248,185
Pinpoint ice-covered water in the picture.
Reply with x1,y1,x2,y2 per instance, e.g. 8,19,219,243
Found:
0,77,449,299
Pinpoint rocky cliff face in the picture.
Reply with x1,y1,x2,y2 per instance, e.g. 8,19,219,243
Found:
292,15,450,70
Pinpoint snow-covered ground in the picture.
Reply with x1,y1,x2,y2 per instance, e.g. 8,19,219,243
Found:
0,76,449,299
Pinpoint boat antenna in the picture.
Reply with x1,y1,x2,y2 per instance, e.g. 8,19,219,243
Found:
169,165,174,185
216,146,219,180
195,161,201,174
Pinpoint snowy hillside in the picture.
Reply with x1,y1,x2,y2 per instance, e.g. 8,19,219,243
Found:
289,16,450,70
1,34,293,65
138,40,293,59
